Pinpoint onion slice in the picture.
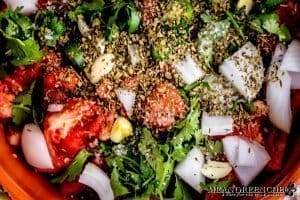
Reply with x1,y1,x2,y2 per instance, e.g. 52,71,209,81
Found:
201,112,233,136
47,104,64,112
219,42,264,100
175,147,205,193
173,54,205,84
115,88,136,116
280,39,300,72
222,136,271,186
21,123,54,170
267,43,292,133
79,162,114,200
3,0,38,15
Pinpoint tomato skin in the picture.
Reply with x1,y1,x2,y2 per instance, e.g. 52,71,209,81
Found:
0,93,14,120
264,127,288,171
0,63,41,95
42,51,80,105
59,181,85,196
44,99,115,169
291,90,300,116
204,193,223,200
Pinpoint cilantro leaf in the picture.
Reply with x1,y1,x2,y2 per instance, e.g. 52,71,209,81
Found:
264,0,285,8
205,139,223,155
200,180,232,192
138,128,165,172
226,11,246,40
106,0,140,41
6,37,44,66
65,41,85,68
171,97,202,161
262,13,279,34
35,11,66,47
12,81,35,126
51,149,92,183
68,0,105,21
251,12,291,42
0,7,33,39
0,8,43,66
138,128,174,197
111,168,130,197
174,176,191,200
242,101,255,114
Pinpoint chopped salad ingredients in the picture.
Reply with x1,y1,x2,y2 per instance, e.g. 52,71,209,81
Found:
0,0,299,199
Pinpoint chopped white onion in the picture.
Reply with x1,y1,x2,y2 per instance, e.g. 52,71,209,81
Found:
173,54,205,84
222,136,271,186
175,147,205,193
201,112,233,136
280,39,300,72
115,88,136,116
222,136,240,164
236,138,257,167
79,163,114,200
267,43,292,133
3,0,38,15
219,42,264,100
47,104,64,112
290,72,300,89
21,123,54,170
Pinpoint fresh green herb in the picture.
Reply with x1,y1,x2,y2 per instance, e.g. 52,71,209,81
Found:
51,149,92,183
250,12,291,42
5,36,44,66
200,180,232,192
171,97,202,161
65,42,85,68
242,101,255,113
111,168,130,197
68,0,105,21
106,0,140,41
151,45,170,61
183,81,211,92
137,98,202,198
0,8,43,66
12,81,35,126
226,11,247,40
138,128,175,198
174,176,191,200
205,139,223,155
265,0,285,7
0,7,33,39
200,13,212,23
35,11,66,47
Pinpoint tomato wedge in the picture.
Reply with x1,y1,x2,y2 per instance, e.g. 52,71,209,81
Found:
44,99,115,169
